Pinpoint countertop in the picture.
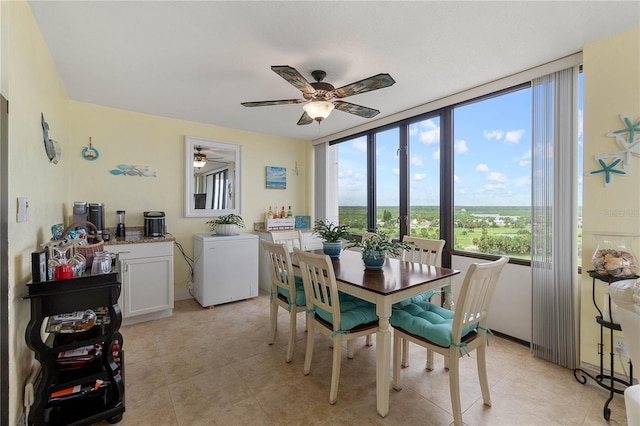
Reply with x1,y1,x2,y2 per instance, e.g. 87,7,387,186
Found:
102,226,175,246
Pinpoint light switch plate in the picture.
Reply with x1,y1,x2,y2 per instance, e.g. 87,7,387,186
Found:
17,197,28,222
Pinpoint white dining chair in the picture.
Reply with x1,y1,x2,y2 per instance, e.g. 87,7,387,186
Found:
390,256,509,426
270,229,304,253
396,236,445,368
261,240,306,362
294,248,379,404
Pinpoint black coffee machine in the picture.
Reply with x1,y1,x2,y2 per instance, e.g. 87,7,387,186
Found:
74,201,104,235
88,203,105,234
144,211,165,237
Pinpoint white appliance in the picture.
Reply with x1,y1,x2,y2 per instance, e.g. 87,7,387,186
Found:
193,233,259,307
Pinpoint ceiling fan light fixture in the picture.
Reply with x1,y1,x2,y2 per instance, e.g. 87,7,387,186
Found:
303,100,335,122
193,153,207,168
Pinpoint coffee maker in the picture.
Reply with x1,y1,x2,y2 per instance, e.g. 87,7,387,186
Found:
72,201,88,223
88,203,105,234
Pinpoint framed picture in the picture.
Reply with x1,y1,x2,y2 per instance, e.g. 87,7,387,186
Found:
266,166,286,189
295,215,311,229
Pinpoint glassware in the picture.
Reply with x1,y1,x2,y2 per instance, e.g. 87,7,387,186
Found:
91,251,112,275
42,241,63,281
592,234,639,278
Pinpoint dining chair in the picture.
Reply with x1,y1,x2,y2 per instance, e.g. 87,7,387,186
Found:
270,229,304,253
396,236,446,368
390,256,509,426
261,240,306,362
293,247,379,404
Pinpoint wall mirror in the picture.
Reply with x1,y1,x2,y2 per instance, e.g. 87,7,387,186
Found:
184,136,241,218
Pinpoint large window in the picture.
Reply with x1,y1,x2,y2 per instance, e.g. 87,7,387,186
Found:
409,117,441,239
452,86,532,259
330,70,582,263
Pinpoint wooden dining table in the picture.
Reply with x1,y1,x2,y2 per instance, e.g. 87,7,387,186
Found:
292,248,460,417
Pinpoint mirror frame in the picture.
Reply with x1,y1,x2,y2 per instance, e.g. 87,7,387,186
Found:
184,135,242,218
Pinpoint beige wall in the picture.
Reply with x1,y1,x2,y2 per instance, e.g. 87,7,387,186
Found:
581,28,640,367
5,3,311,423
66,101,310,299
7,3,71,424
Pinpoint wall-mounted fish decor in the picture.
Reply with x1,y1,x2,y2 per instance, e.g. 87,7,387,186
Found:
110,164,157,177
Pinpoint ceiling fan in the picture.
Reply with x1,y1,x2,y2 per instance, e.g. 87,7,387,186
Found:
241,65,396,125
193,146,223,168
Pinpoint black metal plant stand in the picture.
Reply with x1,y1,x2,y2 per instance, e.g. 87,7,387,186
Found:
573,271,635,421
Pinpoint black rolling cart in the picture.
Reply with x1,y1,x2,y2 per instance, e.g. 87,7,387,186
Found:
573,271,635,421
24,272,125,425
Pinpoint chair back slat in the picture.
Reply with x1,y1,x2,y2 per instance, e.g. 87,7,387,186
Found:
261,240,297,299
294,248,341,332
401,236,445,267
452,257,508,342
271,230,303,253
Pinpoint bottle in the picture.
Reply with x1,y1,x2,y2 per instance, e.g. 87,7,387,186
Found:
267,206,273,219
287,206,293,217
280,206,286,218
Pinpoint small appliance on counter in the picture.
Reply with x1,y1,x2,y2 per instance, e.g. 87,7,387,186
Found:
116,210,126,237
88,202,105,235
144,211,165,237
72,201,88,223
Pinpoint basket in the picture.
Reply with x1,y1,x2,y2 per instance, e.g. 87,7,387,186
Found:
60,221,104,267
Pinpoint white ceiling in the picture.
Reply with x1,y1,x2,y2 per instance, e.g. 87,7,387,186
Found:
29,1,639,142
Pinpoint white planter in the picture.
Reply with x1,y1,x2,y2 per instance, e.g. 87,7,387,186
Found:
213,224,238,236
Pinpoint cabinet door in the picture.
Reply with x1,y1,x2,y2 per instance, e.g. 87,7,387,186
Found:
121,255,173,317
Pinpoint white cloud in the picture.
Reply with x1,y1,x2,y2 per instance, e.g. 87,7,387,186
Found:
454,174,462,183
420,124,440,145
504,129,525,144
414,173,427,181
455,139,468,154
488,172,507,183
433,149,440,160
476,163,489,172
484,130,504,140
484,183,506,191
392,168,399,175
353,140,367,152
514,149,531,166
411,156,423,166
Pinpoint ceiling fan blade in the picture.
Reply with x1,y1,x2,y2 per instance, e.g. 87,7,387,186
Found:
241,99,304,107
297,112,313,125
271,66,316,96
333,101,380,119
333,73,396,98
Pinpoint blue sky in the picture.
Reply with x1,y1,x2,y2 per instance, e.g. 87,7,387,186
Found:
338,75,583,208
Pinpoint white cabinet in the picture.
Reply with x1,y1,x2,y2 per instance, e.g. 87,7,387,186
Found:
256,230,322,291
193,233,259,307
108,241,174,324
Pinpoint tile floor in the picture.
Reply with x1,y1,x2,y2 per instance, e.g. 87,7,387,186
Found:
100,291,630,426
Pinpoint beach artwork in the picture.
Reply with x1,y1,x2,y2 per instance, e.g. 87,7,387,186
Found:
266,166,286,189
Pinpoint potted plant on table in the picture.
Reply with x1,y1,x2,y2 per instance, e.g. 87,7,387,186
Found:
313,219,351,258
207,214,245,236
348,229,414,270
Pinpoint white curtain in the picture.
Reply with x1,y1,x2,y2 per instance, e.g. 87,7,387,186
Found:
314,143,327,221
531,67,580,368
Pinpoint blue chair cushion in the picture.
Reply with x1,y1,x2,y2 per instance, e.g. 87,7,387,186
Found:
392,290,437,309
277,273,306,306
314,293,378,331
390,301,477,347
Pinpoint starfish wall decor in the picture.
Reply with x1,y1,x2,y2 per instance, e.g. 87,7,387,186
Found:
588,114,640,186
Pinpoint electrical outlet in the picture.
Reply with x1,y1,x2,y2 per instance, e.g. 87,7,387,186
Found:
613,336,629,358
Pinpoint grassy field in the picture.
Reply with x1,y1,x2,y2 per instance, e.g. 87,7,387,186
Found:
338,205,582,260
